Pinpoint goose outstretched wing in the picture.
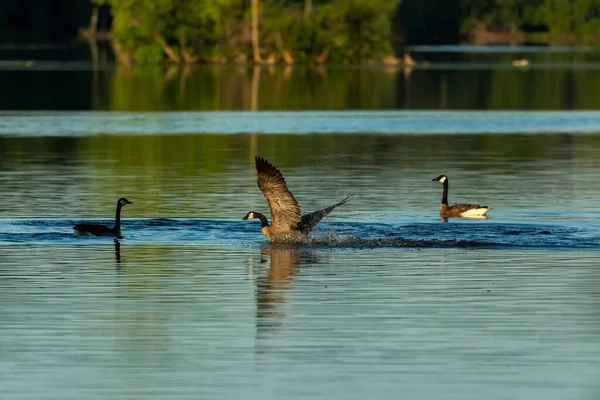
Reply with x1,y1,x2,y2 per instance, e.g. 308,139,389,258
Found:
297,194,352,234
255,156,302,231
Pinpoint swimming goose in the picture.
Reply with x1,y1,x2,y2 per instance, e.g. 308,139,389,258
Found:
243,156,351,238
74,197,132,237
432,175,489,218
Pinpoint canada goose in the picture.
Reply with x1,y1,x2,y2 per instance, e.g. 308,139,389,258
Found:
243,156,351,238
512,59,530,67
432,175,489,218
73,197,132,237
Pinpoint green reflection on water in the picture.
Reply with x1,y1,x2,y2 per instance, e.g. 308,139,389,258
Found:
103,65,600,111
2,132,600,218
106,66,399,111
2,63,600,110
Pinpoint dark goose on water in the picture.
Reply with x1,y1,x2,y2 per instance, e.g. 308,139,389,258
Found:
74,197,133,237
243,156,351,238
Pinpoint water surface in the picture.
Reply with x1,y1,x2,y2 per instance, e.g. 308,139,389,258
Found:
1,62,600,111
1,61,600,399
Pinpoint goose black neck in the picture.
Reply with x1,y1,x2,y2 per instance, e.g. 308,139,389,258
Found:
255,212,269,228
441,179,449,205
113,201,123,231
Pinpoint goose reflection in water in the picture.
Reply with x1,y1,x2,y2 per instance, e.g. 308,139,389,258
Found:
114,239,121,264
253,246,319,344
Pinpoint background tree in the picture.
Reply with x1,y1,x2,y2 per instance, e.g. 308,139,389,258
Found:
5,0,600,63
251,0,262,62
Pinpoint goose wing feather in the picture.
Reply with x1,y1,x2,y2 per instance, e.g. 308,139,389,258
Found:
448,203,487,213
298,194,352,234
255,157,302,231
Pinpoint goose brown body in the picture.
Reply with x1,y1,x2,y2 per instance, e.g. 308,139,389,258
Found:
74,197,132,237
243,156,351,238
432,175,489,219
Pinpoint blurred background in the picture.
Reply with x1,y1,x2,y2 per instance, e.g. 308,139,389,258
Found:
1,0,600,112
2,0,600,217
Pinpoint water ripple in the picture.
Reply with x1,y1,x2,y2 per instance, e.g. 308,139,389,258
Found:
0,218,597,250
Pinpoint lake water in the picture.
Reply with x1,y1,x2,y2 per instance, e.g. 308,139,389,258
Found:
1,48,600,399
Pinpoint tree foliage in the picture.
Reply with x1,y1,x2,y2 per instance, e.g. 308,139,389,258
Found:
3,0,600,62
456,0,600,44
97,0,401,64
535,0,600,41
98,0,243,63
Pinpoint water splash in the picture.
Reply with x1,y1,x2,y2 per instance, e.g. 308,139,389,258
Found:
266,232,492,248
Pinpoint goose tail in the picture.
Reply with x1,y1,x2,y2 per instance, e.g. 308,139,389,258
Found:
297,193,353,234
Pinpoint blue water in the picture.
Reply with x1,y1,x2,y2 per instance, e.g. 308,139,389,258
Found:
0,218,598,250
1,106,600,399
3,110,600,136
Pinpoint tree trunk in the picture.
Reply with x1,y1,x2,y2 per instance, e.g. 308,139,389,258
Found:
112,40,134,66
304,0,312,18
314,47,332,64
250,66,261,111
154,32,182,63
273,33,294,64
181,46,199,64
179,32,199,64
90,5,99,35
251,0,262,63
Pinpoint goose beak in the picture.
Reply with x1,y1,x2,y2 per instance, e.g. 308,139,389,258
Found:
242,215,248,220
126,200,133,204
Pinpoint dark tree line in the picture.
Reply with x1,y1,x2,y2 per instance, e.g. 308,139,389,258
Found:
2,0,600,63
0,0,92,41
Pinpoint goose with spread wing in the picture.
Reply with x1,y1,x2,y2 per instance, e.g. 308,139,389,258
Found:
243,156,351,238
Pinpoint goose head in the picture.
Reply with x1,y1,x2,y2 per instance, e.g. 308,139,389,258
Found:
118,198,133,206
242,211,256,220
432,175,447,183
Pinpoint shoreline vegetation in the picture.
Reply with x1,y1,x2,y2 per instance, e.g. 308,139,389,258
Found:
82,0,404,66
4,0,600,65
